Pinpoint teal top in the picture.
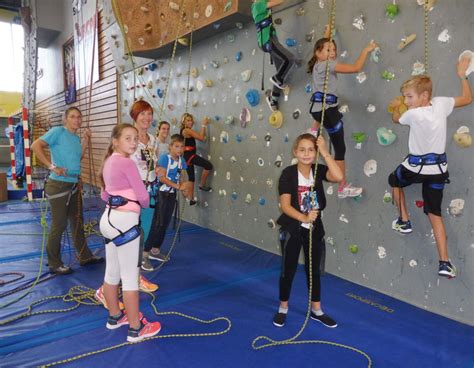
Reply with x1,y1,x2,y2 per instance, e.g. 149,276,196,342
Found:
40,126,82,183
251,0,276,48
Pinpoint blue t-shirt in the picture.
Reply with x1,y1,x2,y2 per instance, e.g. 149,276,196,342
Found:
40,126,82,183
158,154,187,193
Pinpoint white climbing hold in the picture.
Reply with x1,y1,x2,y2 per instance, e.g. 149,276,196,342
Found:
257,158,265,167
352,15,365,30
266,178,273,188
377,246,387,259
363,159,377,177
356,72,367,83
226,172,231,180
230,156,237,163
339,214,349,223
412,61,426,76
241,69,252,82
205,5,213,17
245,194,252,203
409,259,418,268
196,80,204,91
326,186,333,195
240,176,244,182
340,50,348,58
339,105,349,114
367,104,376,112
448,199,465,216
437,29,450,43
169,2,179,11
219,189,227,197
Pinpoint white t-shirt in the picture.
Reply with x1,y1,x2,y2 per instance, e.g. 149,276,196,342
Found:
399,97,454,175
130,133,158,182
297,169,318,229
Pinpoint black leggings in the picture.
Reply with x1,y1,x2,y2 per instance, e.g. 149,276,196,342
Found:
185,154,213,183
270,37,295,99
311,106,346,161
144,191,176,252
279,226,324,303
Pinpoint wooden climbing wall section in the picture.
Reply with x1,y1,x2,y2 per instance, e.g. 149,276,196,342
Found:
33,9,117,187
114,0,252,59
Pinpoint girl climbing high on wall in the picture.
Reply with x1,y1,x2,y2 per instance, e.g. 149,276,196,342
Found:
307,26,377,198
180,113,213,206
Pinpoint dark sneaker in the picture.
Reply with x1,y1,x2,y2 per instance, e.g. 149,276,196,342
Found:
80,256,104,266
269,75,287,90
189,200,197,206
273,312,286,327
141,255,154,271
199,185,212,192
310,312,338,328
438,261,456,279
50,265,73,275
266,95,279,112
106,311,143,330
127,318,162,342
392,217,413,234
148,251,169,262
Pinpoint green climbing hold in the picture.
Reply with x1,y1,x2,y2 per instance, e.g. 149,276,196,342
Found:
353,194,363,202
349,244,359,254
352,132,367,143
381,70,396,81
376,127,397,146
385,3,399,20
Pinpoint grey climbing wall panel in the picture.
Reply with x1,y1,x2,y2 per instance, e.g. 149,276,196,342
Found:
103,0,474,325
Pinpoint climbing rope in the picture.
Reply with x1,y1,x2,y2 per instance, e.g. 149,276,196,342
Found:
39,288,231,367
252,1,371,365
184,0,198,114
0,195,49,309
0,273,25,286
423,0,429,74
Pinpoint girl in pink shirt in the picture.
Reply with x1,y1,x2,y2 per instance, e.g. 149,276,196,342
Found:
99,123,161,342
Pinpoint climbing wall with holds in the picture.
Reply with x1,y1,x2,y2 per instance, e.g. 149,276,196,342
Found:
103,0,474,325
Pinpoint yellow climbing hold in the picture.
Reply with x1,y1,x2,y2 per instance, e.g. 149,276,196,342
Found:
268,111,283,129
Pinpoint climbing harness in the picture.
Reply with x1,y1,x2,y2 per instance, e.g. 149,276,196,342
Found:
103,195,142,247
252,1,372,366
310,91,338,105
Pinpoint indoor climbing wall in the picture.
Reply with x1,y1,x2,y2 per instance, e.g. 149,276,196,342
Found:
102,0,474,325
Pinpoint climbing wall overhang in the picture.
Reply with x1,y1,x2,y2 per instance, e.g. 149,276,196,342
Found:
114,0,253,60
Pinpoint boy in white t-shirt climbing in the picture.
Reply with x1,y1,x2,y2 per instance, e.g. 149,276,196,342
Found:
388,58,472,279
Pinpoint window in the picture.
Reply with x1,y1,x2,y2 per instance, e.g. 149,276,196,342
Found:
0,21,24,92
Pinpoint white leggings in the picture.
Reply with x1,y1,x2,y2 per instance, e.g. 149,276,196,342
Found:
100,209,140,291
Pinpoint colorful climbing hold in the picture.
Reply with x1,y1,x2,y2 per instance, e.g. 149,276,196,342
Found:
285,38,297,47
385,3,399,20
235,51,242,62
258,197,266,206
376,127,397,146
268,111,283,129
352,132,367,144
246,89,260,107
349,244,359,254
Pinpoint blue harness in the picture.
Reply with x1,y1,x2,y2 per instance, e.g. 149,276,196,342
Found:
310,91,338,105
255,17,273,52
396,153,449,189
104,195,142,247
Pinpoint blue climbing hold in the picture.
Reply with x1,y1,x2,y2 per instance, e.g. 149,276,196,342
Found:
258,197,266,206
235,51,242,62
285,38,297,47
152,119,157,128
305,83,312,94
246,89,260,107
148,63,158,71
231,191,238,200
236,134,243,142
156,89,164,98
214,115,221,121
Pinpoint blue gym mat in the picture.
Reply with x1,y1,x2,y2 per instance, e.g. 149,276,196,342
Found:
0,200,473,368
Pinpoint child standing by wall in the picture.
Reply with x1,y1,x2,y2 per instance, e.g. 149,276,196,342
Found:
99,124,161,342
307,30,377,198
180,113,213,205
274,133,343,328
388,59,472,279
142,134,188,271
251,0,295,112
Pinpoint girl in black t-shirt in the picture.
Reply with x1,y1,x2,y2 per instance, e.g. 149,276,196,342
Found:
273,133,342,328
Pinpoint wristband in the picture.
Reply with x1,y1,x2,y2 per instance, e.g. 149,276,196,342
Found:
460,76,468,80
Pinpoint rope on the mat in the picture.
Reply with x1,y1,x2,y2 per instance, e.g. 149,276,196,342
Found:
37,289,231,368
0,197,50,310
251,1,371,366
0,272,25,286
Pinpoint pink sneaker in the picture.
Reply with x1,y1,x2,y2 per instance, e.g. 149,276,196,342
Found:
338,183,363,198
106,311,144,330
307,127,319,137
127,317,162,342
95,286,124,310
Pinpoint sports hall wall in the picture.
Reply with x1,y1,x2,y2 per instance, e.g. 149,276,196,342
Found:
114,0,473,325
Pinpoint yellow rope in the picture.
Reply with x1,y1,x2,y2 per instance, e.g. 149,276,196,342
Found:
423,0,429,73
252,1,371,365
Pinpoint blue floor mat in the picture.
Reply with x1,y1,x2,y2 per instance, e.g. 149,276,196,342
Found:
0,201,473,368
